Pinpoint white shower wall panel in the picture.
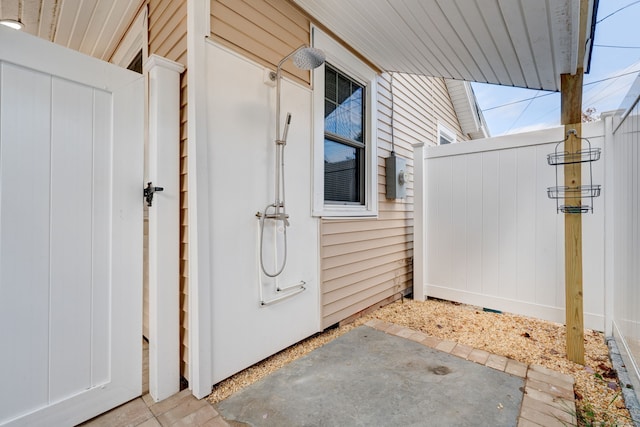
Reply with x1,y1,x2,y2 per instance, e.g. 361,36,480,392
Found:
205,41,320,383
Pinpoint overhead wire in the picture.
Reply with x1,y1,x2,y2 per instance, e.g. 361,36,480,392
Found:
596,0,640,23
504,91,543,134
481,69,640,112
594,44,640,49
480,1,640,131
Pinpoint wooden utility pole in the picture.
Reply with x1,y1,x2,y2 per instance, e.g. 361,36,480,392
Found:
561,71,585,365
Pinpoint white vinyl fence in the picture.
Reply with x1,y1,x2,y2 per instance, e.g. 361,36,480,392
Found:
413,122,606,331
611,76,640,396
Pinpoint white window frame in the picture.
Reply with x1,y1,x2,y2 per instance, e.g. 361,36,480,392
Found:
312,27,378,217
437,122,457,145
110,6,148,69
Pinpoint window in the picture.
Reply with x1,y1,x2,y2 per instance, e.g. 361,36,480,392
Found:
324,65,365,204
312,28,378,217
438,123,456,145
127,50,143,74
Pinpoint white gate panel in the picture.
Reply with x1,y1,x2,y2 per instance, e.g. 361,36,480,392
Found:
0,27,143,426
49,77,95,402
0,62,52,420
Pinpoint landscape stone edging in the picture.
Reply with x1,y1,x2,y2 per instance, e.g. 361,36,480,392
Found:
607,337,640,427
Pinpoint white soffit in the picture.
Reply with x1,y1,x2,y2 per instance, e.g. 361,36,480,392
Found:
0,0,144,62
296,0,596,92
445,79,488,139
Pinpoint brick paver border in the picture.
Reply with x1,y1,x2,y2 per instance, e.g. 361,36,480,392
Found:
365,319,577,427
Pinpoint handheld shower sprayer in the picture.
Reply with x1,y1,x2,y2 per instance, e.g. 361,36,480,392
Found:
281,113,292,145
259,45,326,278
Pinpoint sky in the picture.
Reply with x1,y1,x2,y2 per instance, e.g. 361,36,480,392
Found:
471,0,640,136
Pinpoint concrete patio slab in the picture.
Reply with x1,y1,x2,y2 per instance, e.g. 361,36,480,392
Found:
82,321,577,426
215,326,525,426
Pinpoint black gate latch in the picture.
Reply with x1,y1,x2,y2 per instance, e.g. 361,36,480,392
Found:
144,182,164,207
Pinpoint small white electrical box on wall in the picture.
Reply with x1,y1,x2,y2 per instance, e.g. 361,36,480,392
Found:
385,153,407,199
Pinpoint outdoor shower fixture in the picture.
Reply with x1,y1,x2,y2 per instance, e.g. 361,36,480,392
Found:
258,45,326,278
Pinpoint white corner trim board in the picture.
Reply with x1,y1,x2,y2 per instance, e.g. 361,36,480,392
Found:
144,54,185,402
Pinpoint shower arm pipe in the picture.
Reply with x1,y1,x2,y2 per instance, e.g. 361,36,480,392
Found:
273,45,308,212
273,44,311,144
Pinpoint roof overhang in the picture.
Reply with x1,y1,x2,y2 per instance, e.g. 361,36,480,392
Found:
294,0,598,92
0,0,145,62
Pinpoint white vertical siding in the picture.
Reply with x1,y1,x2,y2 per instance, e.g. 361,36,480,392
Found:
423,124,605,330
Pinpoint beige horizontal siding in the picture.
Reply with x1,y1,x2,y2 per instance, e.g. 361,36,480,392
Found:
320,72,467,329
210,0,311,85
324,262,412,298
432,77,466,142
149,0,187,66
148,0,189,382
322,279,410,328
321,239,412,284
178,70,189,382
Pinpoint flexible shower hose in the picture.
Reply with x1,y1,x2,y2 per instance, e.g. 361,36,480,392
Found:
259,141,288,277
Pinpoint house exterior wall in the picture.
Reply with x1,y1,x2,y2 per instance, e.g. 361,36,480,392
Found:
209,0,468,331
321,73,466,328
148,0,189,381
210,0,311,85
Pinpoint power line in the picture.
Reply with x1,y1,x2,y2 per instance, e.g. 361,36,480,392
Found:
481,69,640,112
594,44,640,49
584,69,640,86
596,0,640,23
504,91,543,133
516,69,640,125
482,92,555,112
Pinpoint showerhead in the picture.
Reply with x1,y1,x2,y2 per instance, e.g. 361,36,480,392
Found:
271,45,326,143
270,45,326,81
292,47,326,70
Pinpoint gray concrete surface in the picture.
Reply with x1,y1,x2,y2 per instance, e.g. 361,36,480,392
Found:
216,326,524,426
